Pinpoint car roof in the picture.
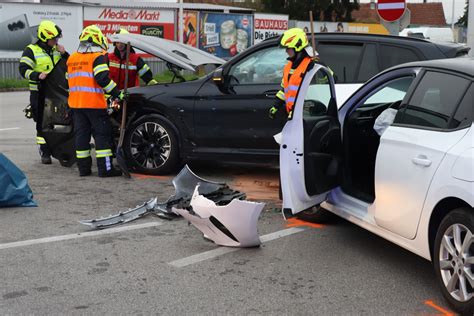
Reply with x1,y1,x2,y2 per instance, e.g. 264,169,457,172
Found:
265,32,434,44
264,32,468,53
392,58,474,77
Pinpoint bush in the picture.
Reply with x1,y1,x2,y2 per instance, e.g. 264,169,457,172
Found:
0,79,28,89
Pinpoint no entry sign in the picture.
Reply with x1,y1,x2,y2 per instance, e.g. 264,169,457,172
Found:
377,0,406,22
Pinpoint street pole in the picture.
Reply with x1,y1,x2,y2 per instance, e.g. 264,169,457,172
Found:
451,0,456,32
468,0,474,56
179,0,184,43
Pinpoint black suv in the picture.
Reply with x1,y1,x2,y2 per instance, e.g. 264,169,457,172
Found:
44,33,469,174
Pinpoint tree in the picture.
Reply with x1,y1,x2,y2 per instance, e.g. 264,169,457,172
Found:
456,0,468,27
261,0,359,22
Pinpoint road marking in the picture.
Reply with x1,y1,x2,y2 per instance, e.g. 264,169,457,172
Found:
0,127,20,132
0,221,163,251
286,217,324,229
168,227,305,268
424,300,454,316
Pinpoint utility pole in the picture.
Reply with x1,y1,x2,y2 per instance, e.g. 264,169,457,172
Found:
468,0,473,56
179,0,184,43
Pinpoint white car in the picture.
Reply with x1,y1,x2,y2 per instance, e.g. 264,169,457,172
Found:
279,58,474,313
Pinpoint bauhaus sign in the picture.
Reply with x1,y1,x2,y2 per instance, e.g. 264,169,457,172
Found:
377,0,406,22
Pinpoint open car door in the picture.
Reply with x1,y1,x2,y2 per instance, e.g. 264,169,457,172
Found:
40,58,76,167
280,64,342,218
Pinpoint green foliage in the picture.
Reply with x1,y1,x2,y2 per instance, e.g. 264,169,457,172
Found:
456,0,468,27
0,78,28,89
153,70,199,83
261,0,359,22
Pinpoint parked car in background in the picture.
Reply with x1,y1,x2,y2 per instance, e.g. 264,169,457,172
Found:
280,58,474,314
44,33,470,175
400,27,455,43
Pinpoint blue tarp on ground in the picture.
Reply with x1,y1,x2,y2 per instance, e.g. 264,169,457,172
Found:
0,153,37,207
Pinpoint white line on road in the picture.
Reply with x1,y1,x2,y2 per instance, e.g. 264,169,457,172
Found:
168,227,305,268
0,221,163,251
0,127,20,132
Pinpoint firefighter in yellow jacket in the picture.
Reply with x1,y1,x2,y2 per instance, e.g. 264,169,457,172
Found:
19,20,69,164
67,25,123,177
269,28,330,120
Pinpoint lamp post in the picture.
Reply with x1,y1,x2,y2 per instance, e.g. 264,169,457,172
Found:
468,0,473,56
451,0,456,32
179,0,184,43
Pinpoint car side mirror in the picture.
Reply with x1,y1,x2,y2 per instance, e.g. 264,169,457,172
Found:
212,68,224,85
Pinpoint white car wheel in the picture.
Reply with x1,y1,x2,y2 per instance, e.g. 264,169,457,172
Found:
434,208,474,315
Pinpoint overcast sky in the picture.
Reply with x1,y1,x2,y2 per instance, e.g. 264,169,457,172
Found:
358,0,467,24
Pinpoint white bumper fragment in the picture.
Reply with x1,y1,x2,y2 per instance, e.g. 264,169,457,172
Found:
174,186,265,247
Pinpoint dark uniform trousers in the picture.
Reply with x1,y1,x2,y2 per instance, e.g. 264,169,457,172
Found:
30,89,52,157
72,108,113,175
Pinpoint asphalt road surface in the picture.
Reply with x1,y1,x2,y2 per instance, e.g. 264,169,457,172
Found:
0,92,452,315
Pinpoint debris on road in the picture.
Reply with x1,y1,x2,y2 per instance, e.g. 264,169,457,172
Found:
174,185,265,247
79,165,246,229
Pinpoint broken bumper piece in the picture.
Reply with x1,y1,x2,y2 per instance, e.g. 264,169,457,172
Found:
79,165,245,229
174,185,265,248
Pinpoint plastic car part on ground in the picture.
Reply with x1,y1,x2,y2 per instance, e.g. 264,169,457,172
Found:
79,165,245,229
174,185,265,247
0,153,37,207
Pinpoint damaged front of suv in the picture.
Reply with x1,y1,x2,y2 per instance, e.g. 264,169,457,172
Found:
40,33,225,173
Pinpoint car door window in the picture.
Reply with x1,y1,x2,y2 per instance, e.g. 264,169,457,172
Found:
317,42,363,83
362,76,414,107
395,71,471,129
357,44,379,82
228,46,287,85
303,69,333,117
449,84,473,129
380,45,420,70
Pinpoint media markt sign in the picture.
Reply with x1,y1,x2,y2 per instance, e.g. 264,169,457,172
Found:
84,6,175,40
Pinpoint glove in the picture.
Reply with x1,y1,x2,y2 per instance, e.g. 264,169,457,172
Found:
119,91,129,101
268,105,280,119
24,104,33,120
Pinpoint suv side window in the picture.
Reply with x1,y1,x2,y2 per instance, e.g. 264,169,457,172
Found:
395,71,471,129
449,84,473,129
317,42,363,83
228,46,287,85
357,44,379,82
380,45,420,69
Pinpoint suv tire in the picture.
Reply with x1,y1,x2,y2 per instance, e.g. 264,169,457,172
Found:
124,115,179,175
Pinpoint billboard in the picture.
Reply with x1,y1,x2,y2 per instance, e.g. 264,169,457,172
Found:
296,21,348,33
199,12,253,58
296,21,389,35
254,13,288,44
182,10,198,47
84,7,175,40
0,3,83,57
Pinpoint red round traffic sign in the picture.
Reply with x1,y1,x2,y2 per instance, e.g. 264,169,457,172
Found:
377,0,406,22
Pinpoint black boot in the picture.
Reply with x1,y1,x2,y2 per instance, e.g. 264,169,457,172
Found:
97,157,122,177
39,144,52,164
77,157,92,177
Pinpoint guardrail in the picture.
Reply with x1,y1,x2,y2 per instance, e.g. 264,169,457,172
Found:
0,58,172,80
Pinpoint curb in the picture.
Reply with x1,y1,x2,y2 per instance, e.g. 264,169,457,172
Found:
0,88,29,92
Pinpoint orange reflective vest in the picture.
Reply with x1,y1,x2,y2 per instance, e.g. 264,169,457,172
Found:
67,52,107,109
282,57,312,114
